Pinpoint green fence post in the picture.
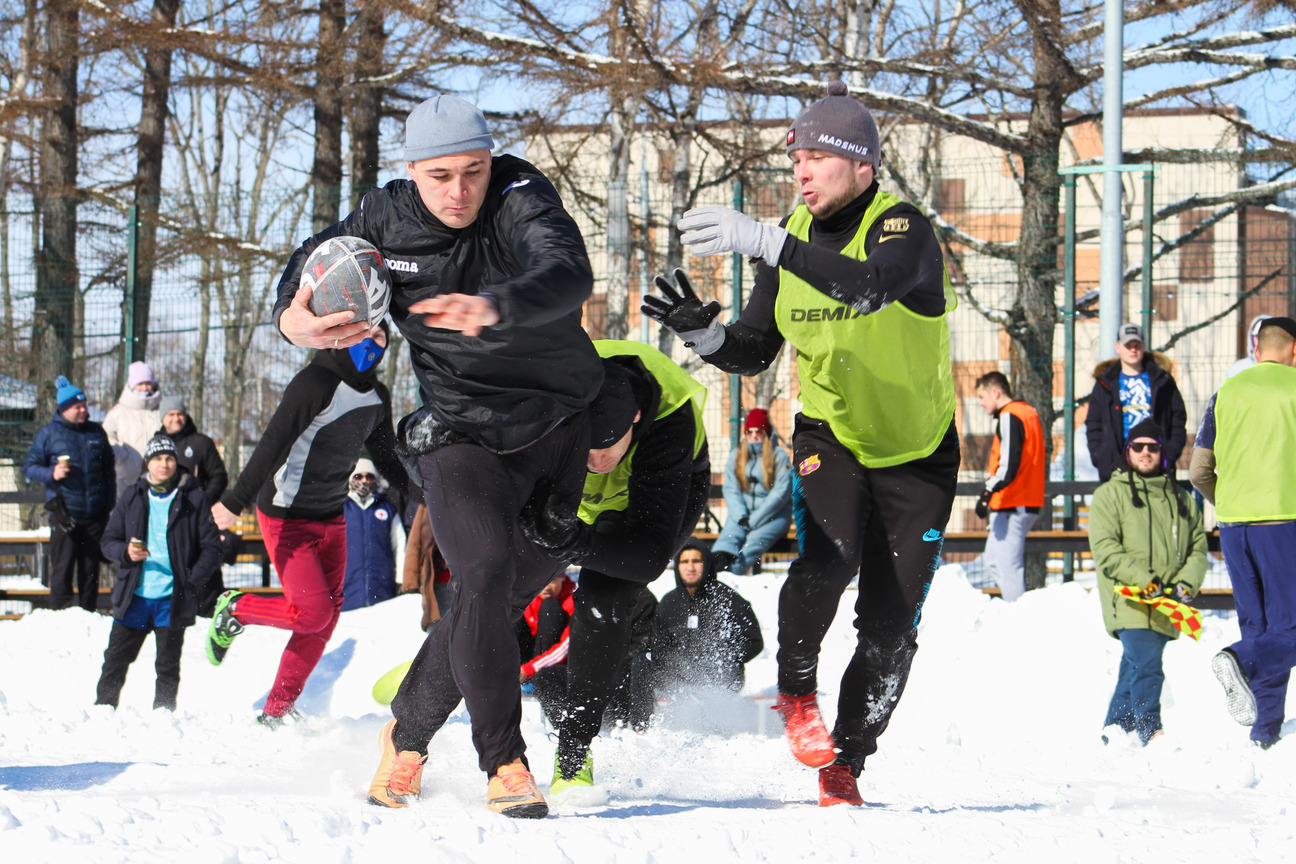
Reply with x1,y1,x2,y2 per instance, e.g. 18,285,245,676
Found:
1063,177,1077,582
1141,169,1156,342
730,179,744,452
124,205,140,372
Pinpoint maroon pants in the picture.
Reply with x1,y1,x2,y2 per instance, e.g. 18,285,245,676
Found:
234,511,346,717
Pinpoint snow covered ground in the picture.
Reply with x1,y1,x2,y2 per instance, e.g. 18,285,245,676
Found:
1,564,1291,863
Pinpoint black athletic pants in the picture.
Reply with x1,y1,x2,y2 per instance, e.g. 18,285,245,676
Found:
390,417,588,775
95,622,186,710
558,468,709,770
780,415,959,776
49,516,106,611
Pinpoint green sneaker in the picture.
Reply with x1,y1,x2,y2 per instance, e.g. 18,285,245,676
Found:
206,590,246,666
550,748,608,806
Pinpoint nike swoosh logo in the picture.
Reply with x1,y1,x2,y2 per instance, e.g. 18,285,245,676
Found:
922,529,943,542
877,235,903,244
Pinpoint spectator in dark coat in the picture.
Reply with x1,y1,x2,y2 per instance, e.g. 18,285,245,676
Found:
157,394,232,613
157,395,228,501
1085,322,1187,482
653,539,764,693
23,376,116,611
342,458,407,611
94,436,223,710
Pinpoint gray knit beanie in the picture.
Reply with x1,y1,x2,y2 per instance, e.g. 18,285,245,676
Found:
787,80,881,168
404,95,496,162
159,395,187,417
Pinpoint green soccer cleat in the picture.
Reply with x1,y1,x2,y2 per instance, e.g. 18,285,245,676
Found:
206,590,245,666
549,748,608,806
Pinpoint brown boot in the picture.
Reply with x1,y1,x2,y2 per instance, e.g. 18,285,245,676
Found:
368,719,427,808
486,758,548,819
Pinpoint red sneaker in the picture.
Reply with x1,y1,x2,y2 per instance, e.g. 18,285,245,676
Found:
772,691,837,768
819,764,863,806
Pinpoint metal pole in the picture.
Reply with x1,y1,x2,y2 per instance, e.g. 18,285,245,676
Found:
730,180,745,452
1063,178,1078,583
123,205,140,373
639,152,652,345
1097,0,1125,352
1141,169,1155,342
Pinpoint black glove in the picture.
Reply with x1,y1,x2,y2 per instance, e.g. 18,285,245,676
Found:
738,516,750,530
1144,577,1166,599
974,490,992,520
519,485,592,564
1167,582,1195,604
641,269,724,354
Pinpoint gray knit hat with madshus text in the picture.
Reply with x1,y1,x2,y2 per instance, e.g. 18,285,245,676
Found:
404,95,496,162
786,80,881,168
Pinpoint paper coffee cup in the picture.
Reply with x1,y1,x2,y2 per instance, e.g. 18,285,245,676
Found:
57,455,71,465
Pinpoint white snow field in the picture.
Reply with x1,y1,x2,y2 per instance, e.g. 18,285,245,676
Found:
1,565,1291,864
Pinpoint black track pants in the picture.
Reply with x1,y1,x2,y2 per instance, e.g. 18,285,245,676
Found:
558,469,708,767
49,517,106,611
390,418,587,774
778,415,959,775
95,623,186,710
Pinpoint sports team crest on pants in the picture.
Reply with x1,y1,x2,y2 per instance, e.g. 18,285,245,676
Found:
799,454,821,476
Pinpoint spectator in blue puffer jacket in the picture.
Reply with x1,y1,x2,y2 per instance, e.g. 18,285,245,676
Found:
23,376,116,610
342,458,407,611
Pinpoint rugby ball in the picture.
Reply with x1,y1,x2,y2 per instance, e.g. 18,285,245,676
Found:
302,236,391,324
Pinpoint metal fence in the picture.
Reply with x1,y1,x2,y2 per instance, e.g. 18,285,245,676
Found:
2,149,1293,599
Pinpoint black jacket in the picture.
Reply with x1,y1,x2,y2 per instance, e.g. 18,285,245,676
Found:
652,539,763,692
576,356,711,584
158,417,228,502
1085,355,1187,482
273,154,603,453
101,471,224,626
221,349,407,521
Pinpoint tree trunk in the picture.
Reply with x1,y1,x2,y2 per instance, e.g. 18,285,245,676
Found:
348,4,385,210
32,0,79,413
311,0,345,233
128,0,181,364
605,97,634,341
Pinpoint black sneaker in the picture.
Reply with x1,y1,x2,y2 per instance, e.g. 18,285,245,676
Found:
206,590,245,666
1211,648,1258,726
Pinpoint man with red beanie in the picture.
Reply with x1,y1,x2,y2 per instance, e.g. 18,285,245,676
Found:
644,80,959,807
710,407,793,575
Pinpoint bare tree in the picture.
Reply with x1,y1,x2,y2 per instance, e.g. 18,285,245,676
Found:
31,0,79,412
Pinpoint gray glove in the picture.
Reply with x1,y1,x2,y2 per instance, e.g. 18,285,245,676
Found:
679,205,789,266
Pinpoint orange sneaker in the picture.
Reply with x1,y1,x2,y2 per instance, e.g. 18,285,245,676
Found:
368,719,427,808
772,691,837,768
819,764,863,806
486,759,548,819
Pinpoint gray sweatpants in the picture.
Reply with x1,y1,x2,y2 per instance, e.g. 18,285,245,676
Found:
984,508,1038,602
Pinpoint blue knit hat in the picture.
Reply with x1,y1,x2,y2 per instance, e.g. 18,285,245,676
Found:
55,376,86,413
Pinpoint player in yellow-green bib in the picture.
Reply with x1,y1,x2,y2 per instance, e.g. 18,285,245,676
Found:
644,80,960,808
521,340,711,801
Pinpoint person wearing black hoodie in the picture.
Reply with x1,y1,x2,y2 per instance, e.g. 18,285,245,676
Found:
654,539,763,694
206,322,407,726
523,341,710,800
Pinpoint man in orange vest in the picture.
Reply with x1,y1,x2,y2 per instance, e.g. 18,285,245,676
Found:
974,372,1046,601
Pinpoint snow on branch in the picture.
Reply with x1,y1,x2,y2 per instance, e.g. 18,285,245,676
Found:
1155,269,1282,354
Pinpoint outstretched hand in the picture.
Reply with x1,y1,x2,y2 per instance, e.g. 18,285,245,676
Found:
678,205,789,265
408,294,499,336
